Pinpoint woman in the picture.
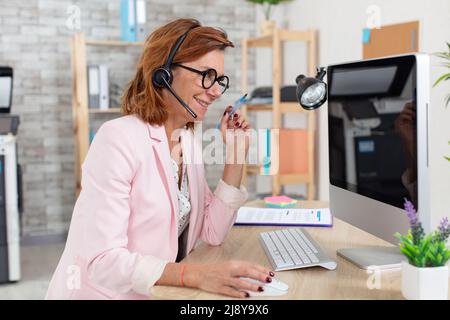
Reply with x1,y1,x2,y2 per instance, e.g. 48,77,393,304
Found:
46,18,274,300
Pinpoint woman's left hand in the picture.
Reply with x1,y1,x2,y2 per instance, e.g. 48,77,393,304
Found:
218,106,252,164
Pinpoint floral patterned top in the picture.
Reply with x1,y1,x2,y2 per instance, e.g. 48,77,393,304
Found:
171,157,191,237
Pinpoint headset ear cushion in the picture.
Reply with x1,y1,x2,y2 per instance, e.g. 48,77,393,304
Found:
152,68,172,88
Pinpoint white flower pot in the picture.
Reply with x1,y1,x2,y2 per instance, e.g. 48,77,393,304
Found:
401,261,449,300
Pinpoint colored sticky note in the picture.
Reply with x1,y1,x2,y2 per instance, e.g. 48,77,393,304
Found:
363,28,371,44
264,196,297,208
264,196,295,203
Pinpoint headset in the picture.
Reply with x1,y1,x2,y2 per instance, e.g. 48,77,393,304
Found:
152,26,199,119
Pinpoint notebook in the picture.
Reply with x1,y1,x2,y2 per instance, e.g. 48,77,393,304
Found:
235,206,333,227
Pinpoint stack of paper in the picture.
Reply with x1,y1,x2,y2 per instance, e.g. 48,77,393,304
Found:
235,207,333,227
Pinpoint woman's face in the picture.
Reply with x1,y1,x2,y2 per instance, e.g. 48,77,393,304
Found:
168,49,226,122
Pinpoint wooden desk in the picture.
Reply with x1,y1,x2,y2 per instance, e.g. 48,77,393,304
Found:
151,200,406,299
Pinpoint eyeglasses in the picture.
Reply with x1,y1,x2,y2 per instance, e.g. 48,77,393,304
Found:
173,63,229,94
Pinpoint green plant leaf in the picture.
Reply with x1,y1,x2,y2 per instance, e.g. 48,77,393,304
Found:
446,140,450,160
404,241,419,255
245,0,292,5
433,43,450,108
445,94,450,108
427,252,437,266
443,250,450,264
421,233,433,249
399,234,414,246
433,72,450,87
444,249,450,259
400,246,417,261
400,246,415,261
420,256,428,267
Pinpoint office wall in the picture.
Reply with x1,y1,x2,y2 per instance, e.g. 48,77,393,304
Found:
0,0,257,237
255,0,450,227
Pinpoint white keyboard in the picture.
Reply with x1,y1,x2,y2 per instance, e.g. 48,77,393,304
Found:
259,228,337,271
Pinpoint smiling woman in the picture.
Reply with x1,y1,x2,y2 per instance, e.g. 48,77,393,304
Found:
121,18,233,125
45,18,273,300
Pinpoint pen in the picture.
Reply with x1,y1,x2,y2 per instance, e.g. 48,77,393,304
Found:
216,93,248,129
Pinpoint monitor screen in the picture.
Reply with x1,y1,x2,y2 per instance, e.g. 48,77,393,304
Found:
328,55,418,210
0,76,12,109
329,66,397,96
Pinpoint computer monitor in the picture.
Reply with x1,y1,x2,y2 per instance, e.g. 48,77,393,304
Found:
327,54,430,269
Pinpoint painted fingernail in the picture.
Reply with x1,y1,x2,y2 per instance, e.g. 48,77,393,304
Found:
269,271,275,277
258,286,264,292
266,277,272,283
244,292,250,298
233,114,238,118
223,111,227,115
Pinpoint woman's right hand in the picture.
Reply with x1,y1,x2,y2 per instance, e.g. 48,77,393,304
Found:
184,261,275,298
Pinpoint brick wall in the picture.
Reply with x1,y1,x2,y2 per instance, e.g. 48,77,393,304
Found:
0,0,257,237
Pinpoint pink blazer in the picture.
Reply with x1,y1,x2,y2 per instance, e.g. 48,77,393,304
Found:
45,115,247,300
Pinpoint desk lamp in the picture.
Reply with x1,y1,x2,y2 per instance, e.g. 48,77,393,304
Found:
295,67,327,110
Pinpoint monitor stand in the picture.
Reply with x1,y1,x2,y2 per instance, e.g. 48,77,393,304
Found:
337,246,406,270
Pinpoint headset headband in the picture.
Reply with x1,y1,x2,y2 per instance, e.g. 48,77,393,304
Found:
163,25,199,70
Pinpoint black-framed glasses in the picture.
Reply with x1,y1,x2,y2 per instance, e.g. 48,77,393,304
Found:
173,63,229,94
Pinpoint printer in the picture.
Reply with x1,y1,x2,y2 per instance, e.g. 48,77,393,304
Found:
0,66,22,283
246,85,298,104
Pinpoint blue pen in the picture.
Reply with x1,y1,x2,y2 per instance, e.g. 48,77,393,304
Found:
216,93,248,129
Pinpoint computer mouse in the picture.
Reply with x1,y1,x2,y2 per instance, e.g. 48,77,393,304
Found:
240,277,289,297
320,261,337,270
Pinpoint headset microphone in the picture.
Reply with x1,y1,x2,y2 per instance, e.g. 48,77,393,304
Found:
161,77,197,118
152,26,199,119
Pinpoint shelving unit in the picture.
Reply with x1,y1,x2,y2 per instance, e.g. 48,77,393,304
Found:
70,32,144,195
241,28,317,200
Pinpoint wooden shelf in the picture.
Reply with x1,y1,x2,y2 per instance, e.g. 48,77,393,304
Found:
245,29,314,48
85,39,144,47
246,164,262,175
89,108,122,114
246,35,273,48
245,102,308,113
71,32,143,196
241,27,317,199
279,30,314,42
279,173,311,185
245,166,310,185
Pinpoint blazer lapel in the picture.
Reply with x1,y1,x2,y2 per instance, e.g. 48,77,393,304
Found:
181,128,205,251
147,124,179,234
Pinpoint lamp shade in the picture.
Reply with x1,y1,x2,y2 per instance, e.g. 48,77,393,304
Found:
295,68,327,110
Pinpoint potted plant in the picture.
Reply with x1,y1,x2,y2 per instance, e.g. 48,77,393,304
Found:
246,0,292,36
433,42,450,161
395,199,450,300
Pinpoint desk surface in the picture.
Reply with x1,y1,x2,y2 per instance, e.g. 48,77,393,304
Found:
151,200,412,299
